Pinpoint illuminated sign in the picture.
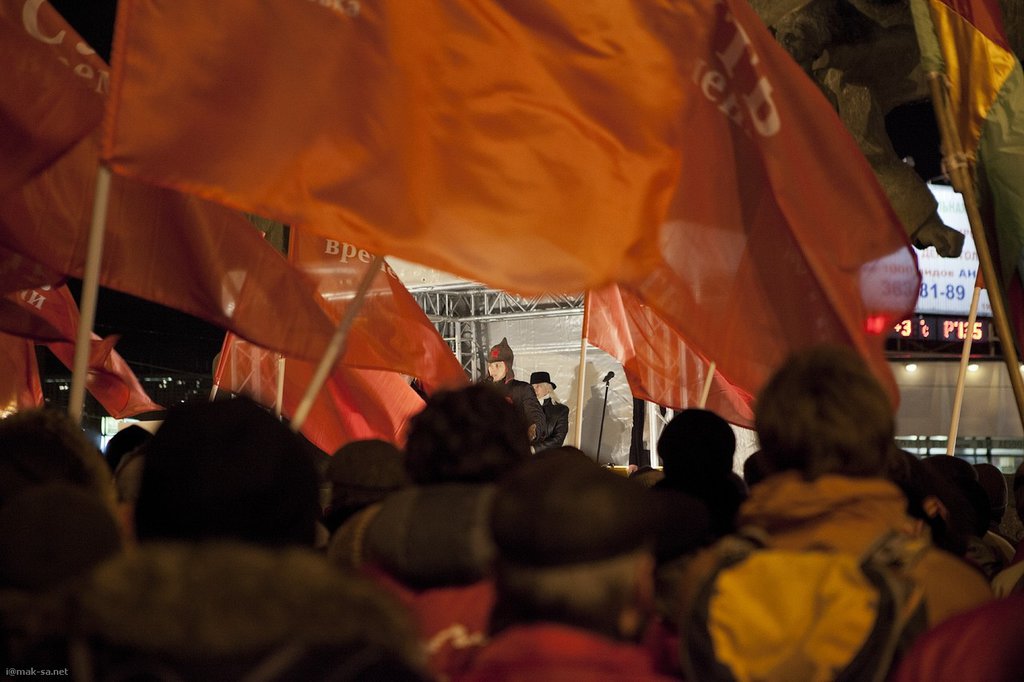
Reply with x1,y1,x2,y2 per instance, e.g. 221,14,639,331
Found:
889,315,991,342
916,184,991,317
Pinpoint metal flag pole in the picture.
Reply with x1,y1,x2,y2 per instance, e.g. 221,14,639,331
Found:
595,371,613,464
290,258,382,431
926,72,1024,432
69,165,112,424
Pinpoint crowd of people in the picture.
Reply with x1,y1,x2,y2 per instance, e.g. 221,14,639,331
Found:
1,343,1022,680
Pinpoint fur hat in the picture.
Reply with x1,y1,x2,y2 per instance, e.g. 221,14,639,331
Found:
487,337,514,366
327,439,409,501
529,371,556,389
490,448,661,567
0,482,122,591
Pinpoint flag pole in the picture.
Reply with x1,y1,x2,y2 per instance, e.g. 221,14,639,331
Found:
275,355,285,419
698,360,716,409
926,72,1024,432
946,273,984,454
290,258,382,432
68,165,112,424
573,291,590,448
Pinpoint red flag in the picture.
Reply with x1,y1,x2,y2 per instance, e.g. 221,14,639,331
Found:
4,283,161,418
103,0,919,403
0,4,102,198
0,247,63,295
214,333,423,452
290,230,467,392
0,287,67,342
0,1,339,363
588,285,755,426
47,332,162,419
0,332,43,416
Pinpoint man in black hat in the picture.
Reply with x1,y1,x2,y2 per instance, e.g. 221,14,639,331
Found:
483,337,545,448
530,370,569,452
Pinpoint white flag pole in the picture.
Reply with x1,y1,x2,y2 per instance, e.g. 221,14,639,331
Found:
573,292,590,448
290,258,382,431
68,165,112,424
946,276,983,455
275,355,286,419
698,361,717,409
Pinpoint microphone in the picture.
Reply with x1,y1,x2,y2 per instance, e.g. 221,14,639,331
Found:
602,371,615,383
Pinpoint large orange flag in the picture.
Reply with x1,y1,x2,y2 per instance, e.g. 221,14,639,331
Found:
214,333,424,453
588,285,755,427
0,4,101,198
4,283,161,418
0,0,339,362
289,230,467,393
103,0,919,403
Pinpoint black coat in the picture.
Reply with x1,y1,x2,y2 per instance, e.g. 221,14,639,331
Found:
536,398,569,451
489,377,546,446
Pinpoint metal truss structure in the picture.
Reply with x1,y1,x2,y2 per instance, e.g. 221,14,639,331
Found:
409,283,584,377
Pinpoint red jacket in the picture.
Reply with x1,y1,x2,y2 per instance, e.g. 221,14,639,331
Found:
367,566,494,681
457,623,677,682
888,593,1024,682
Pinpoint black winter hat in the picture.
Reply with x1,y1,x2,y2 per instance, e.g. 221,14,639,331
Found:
490,448,660,567
529,371,556,389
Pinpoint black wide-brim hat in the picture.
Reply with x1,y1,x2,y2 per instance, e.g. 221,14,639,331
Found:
529,371,555,389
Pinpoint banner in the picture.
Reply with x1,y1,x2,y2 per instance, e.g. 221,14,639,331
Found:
290,230,467,392
0,2,101,198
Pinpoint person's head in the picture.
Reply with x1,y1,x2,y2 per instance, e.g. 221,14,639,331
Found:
404,384,529,485
974,462,1008,528
103,425,152,473
323,439,409,533
742,450,774,489
755,345,895,480
529,371,556,400
488,448,662,641
486,337,514,382
0,482,122,592
78,542,428,680
657,409,736,483
134,397,320,547
1015,461,1024,520
0,407,115,512
922,455,990,538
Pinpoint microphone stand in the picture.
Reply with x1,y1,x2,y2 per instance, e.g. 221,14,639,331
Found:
595,373,613,465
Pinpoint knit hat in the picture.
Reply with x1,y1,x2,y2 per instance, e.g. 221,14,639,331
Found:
488,337,514,366
529,371,556,389
490,448,661,567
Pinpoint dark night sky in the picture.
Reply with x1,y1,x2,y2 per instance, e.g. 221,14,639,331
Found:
42,0,944,382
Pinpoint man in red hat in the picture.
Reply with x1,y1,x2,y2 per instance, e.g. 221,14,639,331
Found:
483,338,545,448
